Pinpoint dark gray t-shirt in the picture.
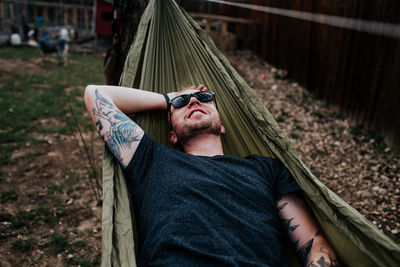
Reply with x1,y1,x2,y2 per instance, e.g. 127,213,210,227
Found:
123,134,301,266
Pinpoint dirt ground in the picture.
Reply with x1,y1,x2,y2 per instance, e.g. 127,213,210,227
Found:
228,51,400,244
0,55,104,266
0,119,104,266
0,52,399,266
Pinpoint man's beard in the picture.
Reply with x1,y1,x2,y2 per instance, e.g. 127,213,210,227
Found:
173,119,222,145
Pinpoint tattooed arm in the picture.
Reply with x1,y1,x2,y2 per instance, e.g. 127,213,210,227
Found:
84,85,171,167
277,193,339,267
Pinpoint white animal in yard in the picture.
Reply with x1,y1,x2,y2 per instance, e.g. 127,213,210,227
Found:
10,33,22,46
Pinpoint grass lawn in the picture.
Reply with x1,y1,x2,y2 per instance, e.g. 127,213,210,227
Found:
0,47,104,164
0,47,105,266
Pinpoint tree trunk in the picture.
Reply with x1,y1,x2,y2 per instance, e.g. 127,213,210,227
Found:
103,0,149,85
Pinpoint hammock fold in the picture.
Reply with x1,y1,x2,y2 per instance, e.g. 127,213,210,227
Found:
101,0,400,266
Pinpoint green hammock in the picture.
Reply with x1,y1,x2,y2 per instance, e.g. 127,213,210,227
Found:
101,0,400,266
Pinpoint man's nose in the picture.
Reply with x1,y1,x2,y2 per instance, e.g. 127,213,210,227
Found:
188,96,200,107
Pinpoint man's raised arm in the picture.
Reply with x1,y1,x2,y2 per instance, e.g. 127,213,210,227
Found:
84,85,170,167
277,193,340,267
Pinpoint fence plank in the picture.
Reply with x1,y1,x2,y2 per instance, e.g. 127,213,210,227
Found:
43,6,48,26
72,7,78,28
63,7,68,26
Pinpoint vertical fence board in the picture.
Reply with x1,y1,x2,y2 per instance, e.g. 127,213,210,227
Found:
72,7,78,28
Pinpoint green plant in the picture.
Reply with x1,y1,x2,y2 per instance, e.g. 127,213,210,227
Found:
73,240,87,248
0,223,13,240
294,123,304,130
66,255,100,267
63,170,80,193
66,256,91,266
7,203,62,230
12,238,35,252
0,189,18,203
329,111,345,120
48,183,64,194
312,111,324,119
49,233,70,255
290,132,300,139
348,124,390,154
11,210,36,228
26,192,46,203
348,124,363,137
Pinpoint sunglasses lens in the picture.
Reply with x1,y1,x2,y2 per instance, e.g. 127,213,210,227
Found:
170,92,214,108
196,92,214,102
170,95,186,108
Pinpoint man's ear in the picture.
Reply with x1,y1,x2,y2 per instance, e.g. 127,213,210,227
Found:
169,130,178,144
220,121,225,134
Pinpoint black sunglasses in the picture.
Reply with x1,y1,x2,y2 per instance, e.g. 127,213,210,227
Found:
169,91,215,110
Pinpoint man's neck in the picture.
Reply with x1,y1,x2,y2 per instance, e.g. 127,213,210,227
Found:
182,134,224,157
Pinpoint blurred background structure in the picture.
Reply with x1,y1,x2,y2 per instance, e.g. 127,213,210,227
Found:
0,0,117,49
0,0,94,31
0,0,93,30
1,0,399,150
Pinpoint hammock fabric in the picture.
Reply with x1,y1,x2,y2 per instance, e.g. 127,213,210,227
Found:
101,0,400,266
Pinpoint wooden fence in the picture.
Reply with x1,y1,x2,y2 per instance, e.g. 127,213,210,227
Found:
0,0,93,30
180,0,400,151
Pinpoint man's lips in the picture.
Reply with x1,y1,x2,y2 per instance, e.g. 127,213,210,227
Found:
187,109,206,118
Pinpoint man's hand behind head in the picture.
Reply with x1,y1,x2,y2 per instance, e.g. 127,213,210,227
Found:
196,84,209,92
167,84,209,102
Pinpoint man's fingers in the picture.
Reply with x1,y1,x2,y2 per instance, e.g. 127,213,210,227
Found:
197,84,208,91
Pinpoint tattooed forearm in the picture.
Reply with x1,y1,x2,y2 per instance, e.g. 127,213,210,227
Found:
282,217,300,232
298,238,314,265
277,194,339,266
92,89,143,166
303,235,339,266
306,248,339,267
278,201,288,210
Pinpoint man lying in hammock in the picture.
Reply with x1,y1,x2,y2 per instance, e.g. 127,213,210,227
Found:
84,84,339,267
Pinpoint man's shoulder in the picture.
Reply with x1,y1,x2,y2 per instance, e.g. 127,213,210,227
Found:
125,133,183,168
244,154,276,163
140,134,183,154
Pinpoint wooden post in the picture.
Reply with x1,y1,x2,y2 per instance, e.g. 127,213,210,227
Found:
221,21,228,51
84,8,89,31
43,7,48,26
64,7,68,25
9,2,15,23
55,7,59,25
72,7,78,28
206,19,211,34
0,2,4,25
20,3,25,24
33,5,38,26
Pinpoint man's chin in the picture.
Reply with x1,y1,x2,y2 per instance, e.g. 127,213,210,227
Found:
175,123,222,145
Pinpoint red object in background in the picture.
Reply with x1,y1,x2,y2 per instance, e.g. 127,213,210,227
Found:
95,0,119,36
